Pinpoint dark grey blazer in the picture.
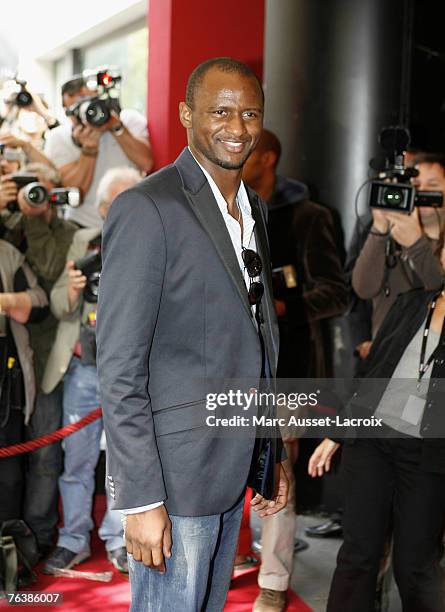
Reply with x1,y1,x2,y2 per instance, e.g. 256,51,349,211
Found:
96,148,279,516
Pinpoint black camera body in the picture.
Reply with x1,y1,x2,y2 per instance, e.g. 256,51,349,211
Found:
66,67,122,128
3,79,33,108
368,126,443,213
7,173,81,212
370,181,443,214
74,250,102,303
67,94,121,128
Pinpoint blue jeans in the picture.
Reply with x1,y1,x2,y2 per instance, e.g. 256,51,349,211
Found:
57,357,123,554
128,495,244,612
24,383,63,548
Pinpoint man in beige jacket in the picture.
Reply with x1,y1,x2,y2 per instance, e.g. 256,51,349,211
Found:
42,167,142,575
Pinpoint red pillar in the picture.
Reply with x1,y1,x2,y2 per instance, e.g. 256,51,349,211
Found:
147,0,265,170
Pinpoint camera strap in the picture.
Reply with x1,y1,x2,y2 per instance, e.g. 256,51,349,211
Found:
417,289,445,388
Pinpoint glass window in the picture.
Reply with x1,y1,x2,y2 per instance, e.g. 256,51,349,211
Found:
81,23,148,116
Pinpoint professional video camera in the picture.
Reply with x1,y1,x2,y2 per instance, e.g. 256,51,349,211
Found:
74,249,101,303
7,173,81,212
368,127,443,213
66,67,122,128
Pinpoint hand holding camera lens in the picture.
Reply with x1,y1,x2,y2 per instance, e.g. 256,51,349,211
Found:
73,124,101,151
0,175,18,210
67,260,87,310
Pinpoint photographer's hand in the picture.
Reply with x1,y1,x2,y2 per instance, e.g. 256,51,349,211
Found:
0,176,18,210
371,209,390,234
67,260,87,310
73,125,101,152
386,208,423,247
0,133,56,168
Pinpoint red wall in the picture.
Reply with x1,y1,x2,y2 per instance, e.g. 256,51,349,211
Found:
147,0,265,170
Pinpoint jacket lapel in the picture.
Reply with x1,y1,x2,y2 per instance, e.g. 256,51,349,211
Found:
184,181,254,321
249,192,279,378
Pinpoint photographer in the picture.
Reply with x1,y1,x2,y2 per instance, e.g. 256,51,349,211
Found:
1,78,60,144
0,133,57,168
41,166,142,575
44,74,153,228
0,239,48,522
7,162,78,557
352,153,445,339
309,238,445,612
242,129,348,612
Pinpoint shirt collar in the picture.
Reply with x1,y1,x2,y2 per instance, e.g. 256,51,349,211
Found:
188,146,253,221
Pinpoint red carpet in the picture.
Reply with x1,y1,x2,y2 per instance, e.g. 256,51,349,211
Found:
0,496,312,611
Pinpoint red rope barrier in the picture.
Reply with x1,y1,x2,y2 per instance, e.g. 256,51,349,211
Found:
0,407,103,458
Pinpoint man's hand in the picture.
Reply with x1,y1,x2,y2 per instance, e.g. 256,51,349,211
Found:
308,438,340,477
0,133,27,149
0,176,18,210
72,125,101,150
250,463,289,518
125,505,172,572
67,260,87,310
385,208,423,247
356,340,372,360
371,209,390,234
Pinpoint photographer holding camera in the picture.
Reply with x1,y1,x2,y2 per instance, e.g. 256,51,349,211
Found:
352,152,445,345
0,239,48,523
40,166,142,575
44,73,153,228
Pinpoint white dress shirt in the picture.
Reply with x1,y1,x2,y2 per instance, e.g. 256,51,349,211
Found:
121,150,258,516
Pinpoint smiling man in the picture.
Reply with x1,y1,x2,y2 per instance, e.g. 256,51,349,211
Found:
96,58,288,611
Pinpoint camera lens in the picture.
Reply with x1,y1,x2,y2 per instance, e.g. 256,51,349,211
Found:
15,90,33,107
84,99,110,127
382,187,404,208
23,183,48,207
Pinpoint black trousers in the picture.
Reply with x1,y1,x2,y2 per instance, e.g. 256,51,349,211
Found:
0,407,24,522
328,438,445,612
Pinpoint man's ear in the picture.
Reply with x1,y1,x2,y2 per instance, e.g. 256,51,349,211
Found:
179,101,192,129
263,150,278,170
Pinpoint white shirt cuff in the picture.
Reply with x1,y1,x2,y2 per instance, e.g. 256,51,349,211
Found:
120,501,164,515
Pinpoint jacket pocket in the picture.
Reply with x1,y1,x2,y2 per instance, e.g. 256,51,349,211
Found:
153,399,207,436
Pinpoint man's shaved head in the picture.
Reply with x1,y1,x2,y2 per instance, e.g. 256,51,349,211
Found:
253,129,282,166
185,57,264,109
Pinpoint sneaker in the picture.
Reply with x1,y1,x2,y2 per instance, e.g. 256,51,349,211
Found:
253,588,287,612
42,546,90,575
107,547,128,574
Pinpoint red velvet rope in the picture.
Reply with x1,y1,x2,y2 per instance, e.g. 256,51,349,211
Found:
0,407,103,458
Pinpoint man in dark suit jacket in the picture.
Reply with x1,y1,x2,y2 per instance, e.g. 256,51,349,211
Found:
242,129,348,612
96,58,289,611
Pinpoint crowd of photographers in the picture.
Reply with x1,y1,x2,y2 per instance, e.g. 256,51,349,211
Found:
0,69,151,576
1,69,445,611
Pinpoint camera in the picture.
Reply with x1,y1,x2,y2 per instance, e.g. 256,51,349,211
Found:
74,250,101,303
48,188,81,209
7,173,81,212
66,67,121,128
368,127,443,214
8,173,43,211
3,78,33,108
